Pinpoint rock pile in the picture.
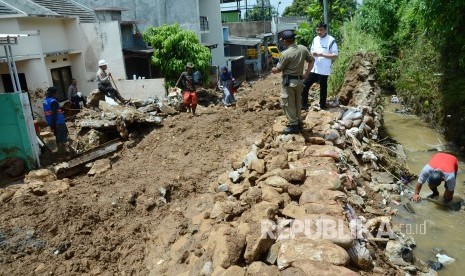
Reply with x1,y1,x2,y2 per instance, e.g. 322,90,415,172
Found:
146,53,438,275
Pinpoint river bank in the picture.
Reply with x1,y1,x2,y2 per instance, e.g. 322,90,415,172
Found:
383,97,465,275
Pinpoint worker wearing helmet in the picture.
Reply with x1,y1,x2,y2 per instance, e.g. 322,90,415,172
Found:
411,153,459,203
96,59,128,104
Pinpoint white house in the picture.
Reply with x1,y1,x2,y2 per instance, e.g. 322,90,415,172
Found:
0,0,94,119
72,0,227,68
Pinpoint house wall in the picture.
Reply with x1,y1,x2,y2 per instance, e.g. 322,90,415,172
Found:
199,0,226,67
0,58,49,121
223,21,272,37
72,0,225,65
79,21,126,82
0,16,88,122
18,17,71,54
79,77,166,101
73,0,201,34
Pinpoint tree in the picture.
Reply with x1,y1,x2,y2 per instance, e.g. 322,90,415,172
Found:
142,24,211,87
245,0,276,21
282,0,311,17
357,0,402,52
294,0,357,43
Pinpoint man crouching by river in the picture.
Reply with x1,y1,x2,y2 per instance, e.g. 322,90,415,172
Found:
411,152,458,203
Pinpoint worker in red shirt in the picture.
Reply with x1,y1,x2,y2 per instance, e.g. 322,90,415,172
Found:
411,153,459,202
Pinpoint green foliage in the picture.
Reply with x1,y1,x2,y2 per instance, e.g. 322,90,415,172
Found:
282,0,311,16
142,24,211,87
295,22,313,47
308,0,357,42
357,0,401,51
418,0,465,68
293,0,357,47
395,36,442,123
246,0,276,21
328,18,382,95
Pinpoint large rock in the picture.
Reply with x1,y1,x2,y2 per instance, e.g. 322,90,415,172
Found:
240,186,262,206
261,186,284,207
281,202,343,219
246,261,279,276
303,145,343,161
230,148,249,170
210,200,246,221
289,157,338,174
292,260,358,276
205,225,246,269
287,214,353,249
222,265,245,276
277,238,350,269
241,202,279,222
281,267,307,276
304,110,333,137
299,188,345,205
263,176,290,191
303,203,343,217
277,169,306,184
244,222,276,264
24,169,56,183
303,169,341,191
281,202,306,219
265,242,281,265
249,159,266,174
267,154,289,171
87,159,111,176
86,89,105,107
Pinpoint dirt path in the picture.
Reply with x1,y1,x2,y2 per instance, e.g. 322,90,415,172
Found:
0,73,283,275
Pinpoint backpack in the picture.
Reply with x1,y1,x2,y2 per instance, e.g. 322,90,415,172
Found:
193,70,203,85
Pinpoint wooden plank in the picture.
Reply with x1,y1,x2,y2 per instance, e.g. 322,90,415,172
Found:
55,139,122,179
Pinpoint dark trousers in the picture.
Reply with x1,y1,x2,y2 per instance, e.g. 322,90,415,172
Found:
71,95,83,109
98,83,124,102
302,72,328,108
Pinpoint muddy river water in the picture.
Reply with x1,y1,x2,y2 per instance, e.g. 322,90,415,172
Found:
383,97,465,275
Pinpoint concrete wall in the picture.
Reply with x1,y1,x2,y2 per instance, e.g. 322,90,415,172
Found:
73,0,201,35
223,21,272,37
0,16,88,122
0,18,43,58
72,0,225,65
79,21,126,82
79,77,165,102
199,0,226,67
0,58,49,121
18,17,71,54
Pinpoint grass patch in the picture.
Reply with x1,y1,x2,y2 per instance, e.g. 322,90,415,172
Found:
328,18,382,96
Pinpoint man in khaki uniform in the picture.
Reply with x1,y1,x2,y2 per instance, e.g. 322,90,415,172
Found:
272,30,313,134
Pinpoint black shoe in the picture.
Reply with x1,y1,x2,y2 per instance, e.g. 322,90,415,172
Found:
287,121,303,129
427,192,439,199
283,125,300,134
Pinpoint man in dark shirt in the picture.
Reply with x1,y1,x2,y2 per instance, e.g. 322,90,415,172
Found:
68,78,84,109
43,87,70,154
175,62,197,115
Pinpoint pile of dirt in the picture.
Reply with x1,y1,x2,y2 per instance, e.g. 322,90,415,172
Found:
0,74,282,275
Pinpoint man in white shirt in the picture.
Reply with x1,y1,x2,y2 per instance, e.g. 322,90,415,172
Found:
302,22,338,110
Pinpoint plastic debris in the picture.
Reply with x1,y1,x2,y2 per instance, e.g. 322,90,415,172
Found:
436,253,455,265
